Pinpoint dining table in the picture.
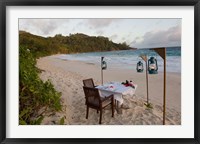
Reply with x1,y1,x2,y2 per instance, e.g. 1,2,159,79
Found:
96,81,137,110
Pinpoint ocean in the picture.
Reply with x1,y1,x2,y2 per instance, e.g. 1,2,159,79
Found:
58,47,181,73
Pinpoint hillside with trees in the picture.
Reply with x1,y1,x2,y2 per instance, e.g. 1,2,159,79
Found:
19,31,135,57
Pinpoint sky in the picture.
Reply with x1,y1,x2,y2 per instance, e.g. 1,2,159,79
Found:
19,18,181,48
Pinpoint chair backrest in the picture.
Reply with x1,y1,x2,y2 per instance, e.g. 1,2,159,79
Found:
83,78,95,88
83,86,100,106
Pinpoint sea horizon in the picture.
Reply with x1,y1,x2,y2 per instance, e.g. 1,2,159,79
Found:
57,46,181,73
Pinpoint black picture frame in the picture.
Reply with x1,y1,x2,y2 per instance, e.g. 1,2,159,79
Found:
0,0,199,144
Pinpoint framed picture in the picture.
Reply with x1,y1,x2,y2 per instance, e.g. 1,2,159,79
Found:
1,0,199,143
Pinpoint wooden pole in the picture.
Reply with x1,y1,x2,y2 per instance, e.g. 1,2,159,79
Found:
101,67,103,85
151,47,166,125
163,48,166,125
145,59,149,104
101,57,103,85
140,55,149,104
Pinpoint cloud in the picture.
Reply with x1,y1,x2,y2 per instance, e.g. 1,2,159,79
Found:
19,19,69,36
109,34,118,40
130,24,181,48
87,19,116,28
122,37,126,41
96,30,104,35
72,22,83,32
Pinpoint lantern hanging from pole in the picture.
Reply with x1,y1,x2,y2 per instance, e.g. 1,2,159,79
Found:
148,56,158,74
101,56,107,85
136,61,144,72
101,57,107,70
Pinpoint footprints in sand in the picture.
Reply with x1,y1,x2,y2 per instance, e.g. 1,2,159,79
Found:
37,57,181,125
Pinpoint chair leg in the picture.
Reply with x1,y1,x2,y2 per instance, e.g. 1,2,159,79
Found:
97,110,99,113
99,110,102,124
86,106,89,119
112,98,114,117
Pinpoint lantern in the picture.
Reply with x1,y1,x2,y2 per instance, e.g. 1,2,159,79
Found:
101,57,107,85
136,61,144,72
101,57,107,70
148,56,158,74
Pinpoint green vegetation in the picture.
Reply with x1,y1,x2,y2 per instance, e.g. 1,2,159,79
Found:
144,102,153,109
19,31,134,57
19,45,62,125
19,31,134,125
59,117,65,125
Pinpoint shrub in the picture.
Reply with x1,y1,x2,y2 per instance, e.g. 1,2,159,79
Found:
19,46,62,125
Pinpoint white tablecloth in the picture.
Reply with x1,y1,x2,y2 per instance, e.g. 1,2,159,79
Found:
96,82,137,105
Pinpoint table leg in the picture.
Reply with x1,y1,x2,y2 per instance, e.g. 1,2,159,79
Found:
116,101,122,114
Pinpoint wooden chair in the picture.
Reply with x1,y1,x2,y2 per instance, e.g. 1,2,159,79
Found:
83,78,96,88
83,86,114,124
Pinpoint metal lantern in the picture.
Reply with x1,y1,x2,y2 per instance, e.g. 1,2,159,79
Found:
148,56,158,74
136,61,144,72
101,57,107,70
101,57,107,85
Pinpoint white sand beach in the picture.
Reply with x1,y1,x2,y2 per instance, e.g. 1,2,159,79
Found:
36,55,181,125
